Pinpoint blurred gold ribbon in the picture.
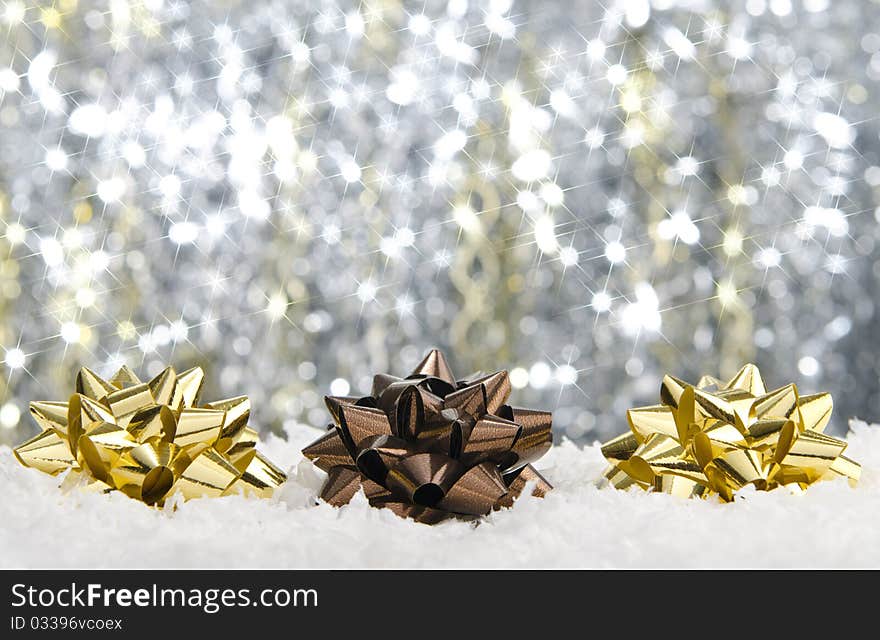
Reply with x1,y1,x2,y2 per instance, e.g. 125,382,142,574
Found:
601,363,860,500
303,349,552,524
14,365,286,505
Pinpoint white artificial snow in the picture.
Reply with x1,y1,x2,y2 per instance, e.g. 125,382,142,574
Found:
2,420,880,568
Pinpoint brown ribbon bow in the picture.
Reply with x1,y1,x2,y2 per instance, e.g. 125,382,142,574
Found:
303,349,553,523
14,365,286,505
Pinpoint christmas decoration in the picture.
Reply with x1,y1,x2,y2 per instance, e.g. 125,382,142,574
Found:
14,365,285,505
303,349,551,523
601,364,860,500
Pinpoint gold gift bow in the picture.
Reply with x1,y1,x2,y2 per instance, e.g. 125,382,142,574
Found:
13,365,286,505
303,349,553,524
601,363,860,500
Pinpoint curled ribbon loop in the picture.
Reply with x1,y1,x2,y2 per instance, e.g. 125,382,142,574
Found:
303,349,552,523
601,363,860,500
14,365,286,505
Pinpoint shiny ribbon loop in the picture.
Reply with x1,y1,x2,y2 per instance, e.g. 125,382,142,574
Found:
303,349,553,523
601,363,860,501
14,365,286,505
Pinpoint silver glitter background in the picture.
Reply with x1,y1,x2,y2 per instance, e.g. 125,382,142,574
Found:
1,0,878,447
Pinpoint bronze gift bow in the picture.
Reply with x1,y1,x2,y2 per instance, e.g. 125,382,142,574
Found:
601,363,860,500
14,365,286,505
302,349,553,523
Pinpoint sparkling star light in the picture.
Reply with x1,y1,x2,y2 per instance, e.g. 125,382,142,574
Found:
0,0,877,446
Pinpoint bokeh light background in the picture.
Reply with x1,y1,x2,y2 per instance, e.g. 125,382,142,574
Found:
1,0,878,447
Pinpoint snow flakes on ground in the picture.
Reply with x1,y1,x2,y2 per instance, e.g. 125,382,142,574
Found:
2,421,878,568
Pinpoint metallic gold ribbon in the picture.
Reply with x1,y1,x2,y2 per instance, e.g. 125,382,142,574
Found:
601,363,860,500
14,365,286,505
303,349,553,523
